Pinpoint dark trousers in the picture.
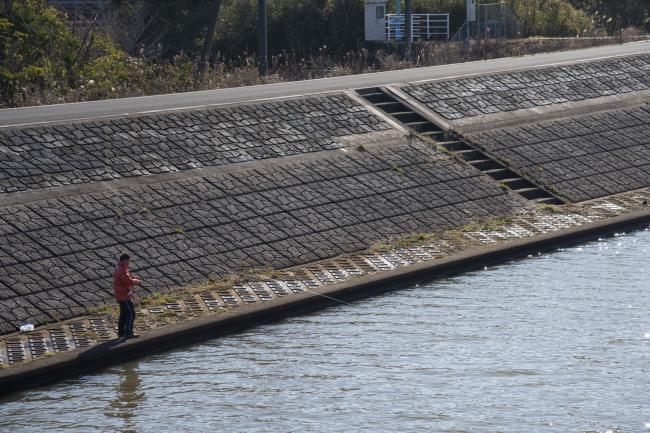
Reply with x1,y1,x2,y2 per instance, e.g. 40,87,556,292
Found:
118,300,136,336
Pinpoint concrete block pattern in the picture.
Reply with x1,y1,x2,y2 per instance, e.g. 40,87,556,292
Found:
467,105,650,202
0,139,526,333
402,54,650,119
0,95,389,194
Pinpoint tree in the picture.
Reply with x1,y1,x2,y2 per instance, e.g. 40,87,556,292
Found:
258,0,267,75
107,0,216,58
405,0,413,59
570,0,649,33
1,0,82,104
196,0,222,82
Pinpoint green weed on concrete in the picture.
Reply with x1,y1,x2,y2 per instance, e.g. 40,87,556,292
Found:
87,304,118,316
538,203,586,215
138,292,178,308
391,164,406,176
368,215,515,252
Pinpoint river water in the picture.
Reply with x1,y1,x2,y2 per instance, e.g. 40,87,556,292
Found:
1,229,649,433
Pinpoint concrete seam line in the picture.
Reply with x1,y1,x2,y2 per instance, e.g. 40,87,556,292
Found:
451,91,650,134
1,207,649,395
0,139,373,207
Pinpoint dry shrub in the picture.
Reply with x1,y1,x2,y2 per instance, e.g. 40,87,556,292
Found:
8,35,648,108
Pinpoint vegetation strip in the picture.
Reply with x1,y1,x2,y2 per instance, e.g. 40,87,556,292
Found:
2,1,647,108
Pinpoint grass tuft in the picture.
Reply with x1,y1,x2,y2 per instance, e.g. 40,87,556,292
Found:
391,164,405,176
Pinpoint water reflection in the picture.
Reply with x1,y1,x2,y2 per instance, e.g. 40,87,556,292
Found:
0,229,649,433
106,363,144,433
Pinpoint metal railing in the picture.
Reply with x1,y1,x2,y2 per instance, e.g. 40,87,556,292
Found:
386,13,450,41
47,0,112,33
47,1,111,20
450,2,522,41
48,0,111,9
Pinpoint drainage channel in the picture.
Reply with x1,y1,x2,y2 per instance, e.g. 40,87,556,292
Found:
356,87,564,205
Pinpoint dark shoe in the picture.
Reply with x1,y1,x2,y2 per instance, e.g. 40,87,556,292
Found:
125,333,140,339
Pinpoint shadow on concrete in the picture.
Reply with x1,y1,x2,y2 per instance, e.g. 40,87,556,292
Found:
76,338,129,362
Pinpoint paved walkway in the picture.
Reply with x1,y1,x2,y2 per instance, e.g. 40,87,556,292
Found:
1,41,649,127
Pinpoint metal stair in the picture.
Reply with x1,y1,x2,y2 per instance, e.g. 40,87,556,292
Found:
356,87,564,205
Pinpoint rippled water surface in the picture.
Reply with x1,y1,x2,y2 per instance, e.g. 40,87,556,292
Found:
2,229,650,433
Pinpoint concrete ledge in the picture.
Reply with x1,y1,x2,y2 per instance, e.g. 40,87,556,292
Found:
1,207,649,396
0,129,403,208
449,90,650,134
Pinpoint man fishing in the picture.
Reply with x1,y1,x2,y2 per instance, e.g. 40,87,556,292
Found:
113,253,142,339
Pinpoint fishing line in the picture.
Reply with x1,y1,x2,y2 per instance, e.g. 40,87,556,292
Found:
302,288,353,306
136,283,353,309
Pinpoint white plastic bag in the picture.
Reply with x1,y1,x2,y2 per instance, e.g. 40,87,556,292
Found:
19,324,34,333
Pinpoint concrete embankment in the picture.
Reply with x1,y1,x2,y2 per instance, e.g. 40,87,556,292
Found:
1,51,648,334
382,52,650,203
0,94,526,334
1,206,648,395
0,45,649,387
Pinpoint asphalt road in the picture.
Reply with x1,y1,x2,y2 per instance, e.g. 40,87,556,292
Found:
1,40,649,128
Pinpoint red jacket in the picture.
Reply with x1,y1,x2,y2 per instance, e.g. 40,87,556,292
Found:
113,262,139,302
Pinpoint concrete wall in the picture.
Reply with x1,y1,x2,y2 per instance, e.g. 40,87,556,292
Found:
466,104,650,202
0,95,388,195
401,54,650,120
365,0,386,41
3,53,650,335
397,54,650,203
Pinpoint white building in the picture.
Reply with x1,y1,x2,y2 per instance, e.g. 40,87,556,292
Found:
364,0,451,42
364,0,387,42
